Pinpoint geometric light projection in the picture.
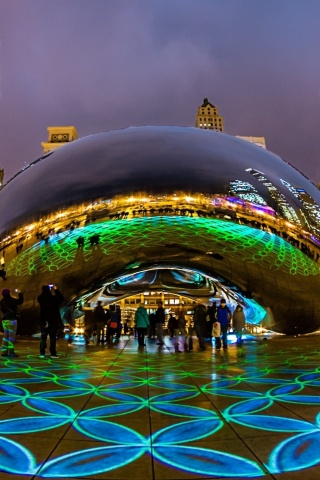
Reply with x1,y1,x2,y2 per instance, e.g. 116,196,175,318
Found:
7,216,319,277
1,337,320,478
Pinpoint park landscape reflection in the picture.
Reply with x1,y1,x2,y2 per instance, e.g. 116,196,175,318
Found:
1,336,320,477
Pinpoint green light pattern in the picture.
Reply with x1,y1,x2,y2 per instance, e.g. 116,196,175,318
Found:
7,216,319,277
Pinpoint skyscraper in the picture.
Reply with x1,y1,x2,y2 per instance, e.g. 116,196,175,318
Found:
195,98,266,148
195,98,224,132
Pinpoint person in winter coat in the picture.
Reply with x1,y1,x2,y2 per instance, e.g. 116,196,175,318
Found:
155,301,165,345
37,284,64,358
215,298,231,350
134,304,150,347
0,288,24,357
232,304,246,344
167,313,176,338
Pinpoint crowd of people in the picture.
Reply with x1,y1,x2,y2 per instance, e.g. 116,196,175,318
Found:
0,282,246,358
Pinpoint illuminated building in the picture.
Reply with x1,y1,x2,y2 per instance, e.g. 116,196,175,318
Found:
194,98,265,148
195,98,224,131
41,126,78,154
245,168,301,225
0,126,320,335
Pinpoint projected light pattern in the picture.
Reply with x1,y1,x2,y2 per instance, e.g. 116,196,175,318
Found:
1,338,320,478
7,216,319,277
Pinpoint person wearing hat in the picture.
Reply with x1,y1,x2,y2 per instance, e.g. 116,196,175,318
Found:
0,288,24,357
215,298,231,350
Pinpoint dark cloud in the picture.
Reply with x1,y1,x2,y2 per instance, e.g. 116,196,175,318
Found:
1,0,320,182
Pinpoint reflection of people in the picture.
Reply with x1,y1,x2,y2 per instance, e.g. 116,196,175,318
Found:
215,299,231,350
106,304,119,345
93,301,106,343
0,288,24,357
0,268,7,281
212,321,221,350
149,312,156,338
155,301,165,345
206,302,217,339
134,303,150,347
116,304,122,338
89,234,100,246
167,313,176,338
76,236,85,248
193,303,207,351
64,304,76,346
232,304,246,344
175,307,187,352
84,309,94,345
37,285,64,359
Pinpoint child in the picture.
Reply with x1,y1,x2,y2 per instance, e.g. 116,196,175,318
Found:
212,321,221,350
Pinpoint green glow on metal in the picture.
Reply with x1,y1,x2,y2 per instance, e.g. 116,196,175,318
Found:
7,216,319,278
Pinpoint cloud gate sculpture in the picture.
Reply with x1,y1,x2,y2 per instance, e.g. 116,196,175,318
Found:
1,126,320,335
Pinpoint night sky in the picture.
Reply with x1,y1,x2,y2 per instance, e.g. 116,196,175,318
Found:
1,0,320,183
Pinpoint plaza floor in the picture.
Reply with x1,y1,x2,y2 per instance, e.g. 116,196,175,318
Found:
1,333,320,480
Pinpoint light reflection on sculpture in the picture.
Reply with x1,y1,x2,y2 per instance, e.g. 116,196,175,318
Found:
0,126,320,334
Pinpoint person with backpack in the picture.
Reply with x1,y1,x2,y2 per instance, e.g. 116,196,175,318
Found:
215,298,231,350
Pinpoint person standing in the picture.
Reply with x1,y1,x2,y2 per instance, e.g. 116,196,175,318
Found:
93,301,106,344
232,304,246,344
155,301,165,345
215,299,231,350
0,288,24,357
37,284,64,358
193,303,207,351
175,307,187,352
148,312,157,339
212,320,222,350
206,301,217,340
106,304,119,345
167,313,176,338
134,303,150,347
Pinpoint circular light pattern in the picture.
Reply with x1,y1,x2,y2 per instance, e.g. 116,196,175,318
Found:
0,338,320,477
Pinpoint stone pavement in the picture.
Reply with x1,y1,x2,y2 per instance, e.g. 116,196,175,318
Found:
1,333,320,479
